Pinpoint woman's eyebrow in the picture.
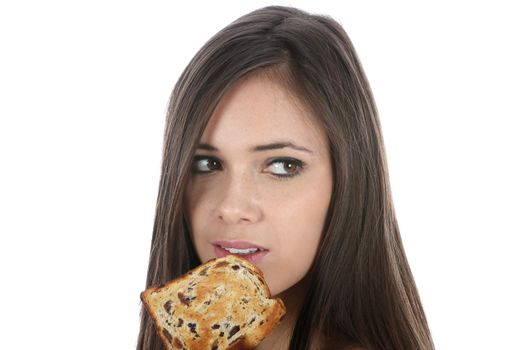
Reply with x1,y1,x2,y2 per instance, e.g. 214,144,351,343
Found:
196,141,313,153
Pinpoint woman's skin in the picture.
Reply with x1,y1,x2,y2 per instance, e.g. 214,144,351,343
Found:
183,73,333,348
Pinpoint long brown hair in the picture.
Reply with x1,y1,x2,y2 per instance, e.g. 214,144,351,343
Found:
137,5,434,350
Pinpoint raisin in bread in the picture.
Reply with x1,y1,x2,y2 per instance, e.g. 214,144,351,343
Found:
140,255,286,350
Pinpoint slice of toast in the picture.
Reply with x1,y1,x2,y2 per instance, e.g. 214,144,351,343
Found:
140,255,286,350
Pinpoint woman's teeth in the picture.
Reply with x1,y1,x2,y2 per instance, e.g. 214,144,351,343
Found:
221,247,259,254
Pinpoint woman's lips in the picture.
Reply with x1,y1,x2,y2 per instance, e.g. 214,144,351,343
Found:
213,244,269,264
213,240,267,250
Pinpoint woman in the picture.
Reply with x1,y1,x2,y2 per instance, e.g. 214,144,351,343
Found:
137,5,434,350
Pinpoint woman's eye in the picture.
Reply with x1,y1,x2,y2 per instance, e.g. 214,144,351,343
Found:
192,156,222,174
191,156,304,179
267,158,304,179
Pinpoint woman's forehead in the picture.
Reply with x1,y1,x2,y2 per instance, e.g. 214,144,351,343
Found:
199,74,327,154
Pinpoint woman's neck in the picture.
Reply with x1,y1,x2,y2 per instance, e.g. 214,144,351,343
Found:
255,277,309,350
255,275,359,350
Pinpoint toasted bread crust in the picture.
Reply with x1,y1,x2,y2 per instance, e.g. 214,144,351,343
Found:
141,255,286,350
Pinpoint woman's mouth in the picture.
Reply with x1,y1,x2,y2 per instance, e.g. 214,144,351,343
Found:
213,244,269,264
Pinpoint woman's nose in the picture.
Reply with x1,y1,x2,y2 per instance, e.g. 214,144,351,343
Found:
216,173,262,225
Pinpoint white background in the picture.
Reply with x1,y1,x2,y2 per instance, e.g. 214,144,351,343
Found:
1,1,523,349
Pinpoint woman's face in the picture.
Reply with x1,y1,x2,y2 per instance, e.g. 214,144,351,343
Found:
183,74,333,297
